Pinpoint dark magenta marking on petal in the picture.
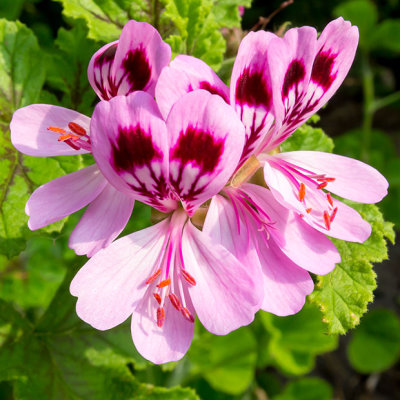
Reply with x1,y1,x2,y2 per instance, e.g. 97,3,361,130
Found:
96,43,117,66
170,126,224,173
113,125,162,172
122,46,151,93
198,81,229,103
282,59,306,99
235,68,271,108
311,50,337,91
94,43,118,100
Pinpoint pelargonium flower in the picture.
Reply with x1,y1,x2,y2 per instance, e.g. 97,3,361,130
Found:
70,90,263,363
10,20,171,257
155,17,388,243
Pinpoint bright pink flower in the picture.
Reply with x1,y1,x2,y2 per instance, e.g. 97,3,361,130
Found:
70,90,263,364
88,20,171,100
155,18,388,242
10,104,135,257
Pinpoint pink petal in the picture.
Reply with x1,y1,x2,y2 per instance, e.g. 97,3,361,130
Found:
131,279,194,364
69,183,135,257
155,55,229,120
230,31,280,160
10,104,90,156
242,183,340,275
181,221,262,335
88,41,118,100
70,219,170,330
275,151,388,203
90,92,175,212
111,20,171,97
26,164,106,230
167,90,245,215
257,239,313,316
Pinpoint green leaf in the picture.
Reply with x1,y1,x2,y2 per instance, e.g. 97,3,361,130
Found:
163,0,226,71
212,0,251,28
281,120,334,153
45,21,99,114
260,304,338,376
188,327,257,394
370,19,400,53
0,267,199,399
310,203,395,334
333,0,378,50
347,309,400,373
273,378,333,400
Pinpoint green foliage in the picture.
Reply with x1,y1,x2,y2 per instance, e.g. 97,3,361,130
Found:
310,203,395,334
162,0,227,71
347,309,400,373
211,0,251,28
273,378,333,400
259,304,338,375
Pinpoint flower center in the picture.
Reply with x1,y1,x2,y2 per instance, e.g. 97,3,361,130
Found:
144,213,196,328
47,122,91,151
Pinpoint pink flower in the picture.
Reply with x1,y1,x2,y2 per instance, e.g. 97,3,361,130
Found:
10,20,171,257
155,17,388,242
70,90,263,364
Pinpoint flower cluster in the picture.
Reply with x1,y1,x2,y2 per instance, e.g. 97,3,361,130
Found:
10,18,388,364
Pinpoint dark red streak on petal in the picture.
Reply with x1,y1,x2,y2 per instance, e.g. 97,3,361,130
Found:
122,47,151,92
235,68,271,109
113,125,162,172
311,50,337,91
282,59,306,99
94,43,118,100
198,81,229,103
170,126,224,173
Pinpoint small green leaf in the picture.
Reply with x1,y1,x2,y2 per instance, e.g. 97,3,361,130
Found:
347,309,400,373
273,377,333,400
310,203,395,334
370,19,400,53
260,304,338,375
212,0,252,28
189,327,257,394
281,121,334,153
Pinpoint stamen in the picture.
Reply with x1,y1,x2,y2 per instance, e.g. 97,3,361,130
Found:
157,278,171,288
58,133,80,142
299,183,306,201
181,270,196,286
47,126,66,134
323,210,331,230
64,140,80,150
146,268,161,284
68,122,86,136
317,177,335,182
181,307,195,323
306,208,312,214
330,207,338,222
317,182,328,190
156,307,165,328
153,293,161,305
327,193,333,207
168,293,182,311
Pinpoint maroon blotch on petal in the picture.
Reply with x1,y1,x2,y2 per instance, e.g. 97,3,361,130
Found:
198,81,229,103
122,47,151,93
171,126,224,173
311,50,337,91
235,68,271,108
94,43,118,100
113,125,162,172
282,59,306,99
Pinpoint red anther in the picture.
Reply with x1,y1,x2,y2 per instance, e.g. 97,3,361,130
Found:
317,182,328,190
326,193,333,207
181,270,196,286
168,293,182,311
64,140,80,150
299,183,306,202
323,210,331,230
145,268,161,284
330,207,338,222
306,208,312,214
68,122,87,136
153,292,161,305
58,133,80,142
299,214,304,218
47,126,66,134
318,177,335,182
157,278,171,288
181,307,195,323
156,307,165,328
